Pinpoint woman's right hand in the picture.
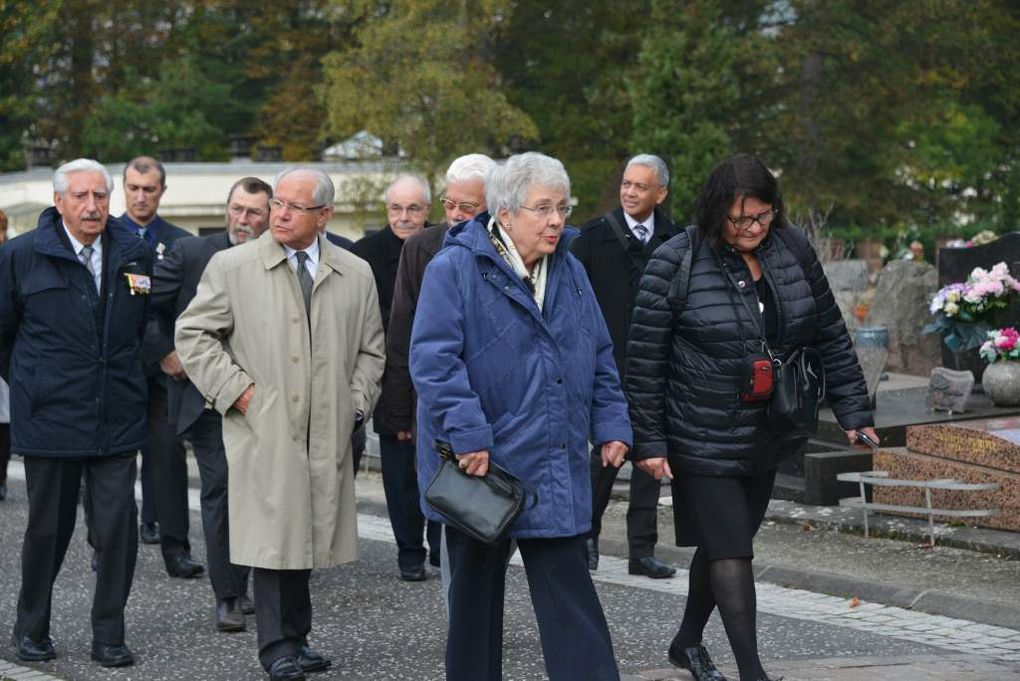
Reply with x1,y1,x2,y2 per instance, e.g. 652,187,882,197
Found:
456,450,490,476
635,457,673,480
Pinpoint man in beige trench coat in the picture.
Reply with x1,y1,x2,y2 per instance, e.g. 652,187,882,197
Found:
175,167,385,681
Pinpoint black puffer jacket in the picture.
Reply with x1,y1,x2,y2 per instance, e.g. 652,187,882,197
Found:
626,225,872,476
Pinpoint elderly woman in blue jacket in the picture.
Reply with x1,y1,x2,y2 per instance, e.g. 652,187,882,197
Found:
410,152,632,681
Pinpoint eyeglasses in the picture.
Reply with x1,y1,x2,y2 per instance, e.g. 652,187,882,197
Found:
228,204,266,219
440,196,481,215
387,203,426,215
269,198,326,214
728,209,777,231
519,203,573,219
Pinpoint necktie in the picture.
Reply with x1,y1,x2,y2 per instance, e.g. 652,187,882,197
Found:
295,251,313,315
633,223,649,243
79,245,99,293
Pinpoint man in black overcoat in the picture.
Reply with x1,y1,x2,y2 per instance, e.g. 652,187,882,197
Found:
569,154,680,579
147,176,272,631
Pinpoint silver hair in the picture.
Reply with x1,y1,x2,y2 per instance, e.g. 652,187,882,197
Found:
626,154,670,187
384,174,431,205
274,167,335,206
485,152,571,215
53,159,114,195
445,154,495,184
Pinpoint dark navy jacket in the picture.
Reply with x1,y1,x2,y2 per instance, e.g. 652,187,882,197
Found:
0,207,152,457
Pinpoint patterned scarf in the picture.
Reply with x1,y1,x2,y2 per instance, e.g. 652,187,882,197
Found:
487,216,548,310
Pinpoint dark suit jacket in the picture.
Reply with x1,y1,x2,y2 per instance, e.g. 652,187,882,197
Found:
131,215,192,380
569,206,679,378
351,224,430,434
325,231,355,250
146,230,232,434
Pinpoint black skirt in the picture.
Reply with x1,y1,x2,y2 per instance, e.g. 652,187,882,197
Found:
669,468,777,560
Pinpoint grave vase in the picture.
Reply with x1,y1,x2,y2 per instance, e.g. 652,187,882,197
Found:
982,361,1020,407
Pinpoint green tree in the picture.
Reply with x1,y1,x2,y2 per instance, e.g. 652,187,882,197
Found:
320,0,537,189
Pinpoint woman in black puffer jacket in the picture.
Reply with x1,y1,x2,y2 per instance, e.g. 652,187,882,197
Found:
626,155,878,681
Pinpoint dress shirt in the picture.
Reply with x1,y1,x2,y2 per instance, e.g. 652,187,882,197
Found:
63,223,103,292
284,239,320,280
623,211,655,244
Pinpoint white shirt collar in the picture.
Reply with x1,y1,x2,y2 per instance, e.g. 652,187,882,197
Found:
623,210,655,241
284,238,320,277
62,222,102,257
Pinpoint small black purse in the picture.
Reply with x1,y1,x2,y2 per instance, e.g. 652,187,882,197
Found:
768,346,826,436
424,440,531,544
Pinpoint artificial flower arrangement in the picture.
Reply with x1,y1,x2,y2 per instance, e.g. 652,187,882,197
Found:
924,262,1020,352
979,327,1020,363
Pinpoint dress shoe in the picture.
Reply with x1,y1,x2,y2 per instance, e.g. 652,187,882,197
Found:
296,645,332,673
667,639,727,681
0,482,7,500
241,595,255,615
166,553,205,579
90,642,134,667
399,564,427,582
12,633,56,662
139,521,161,545
585,537,599,571
216,597,246,632
268,655,306,680
628,555,677,579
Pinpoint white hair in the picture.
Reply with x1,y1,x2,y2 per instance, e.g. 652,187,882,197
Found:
626,154,670,187
445,154,496,184
485,152,570,215
53,159,113,195
274,167,335,206
385,174,431,205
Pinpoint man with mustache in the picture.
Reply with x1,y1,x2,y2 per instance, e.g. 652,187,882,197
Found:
1,159,152,667
147,176,272,632
122,157,204,581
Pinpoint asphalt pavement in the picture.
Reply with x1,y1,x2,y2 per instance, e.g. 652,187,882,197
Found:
0,459,1018,680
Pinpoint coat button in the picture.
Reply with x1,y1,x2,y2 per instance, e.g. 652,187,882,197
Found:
292,316,300,324
556,378,563,384
292,395,300,403
737,280,746,288
291,356,299,364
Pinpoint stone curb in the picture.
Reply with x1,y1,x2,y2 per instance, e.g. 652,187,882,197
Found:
0,658,64,681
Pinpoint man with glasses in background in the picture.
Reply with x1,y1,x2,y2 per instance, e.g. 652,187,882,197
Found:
147,177,271,632
352,174,441,582
570,154,679,580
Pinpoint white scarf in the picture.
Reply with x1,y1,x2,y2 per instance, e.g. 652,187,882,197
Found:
488,216,549,311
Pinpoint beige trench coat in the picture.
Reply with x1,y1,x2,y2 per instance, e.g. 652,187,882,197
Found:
175,231,384,569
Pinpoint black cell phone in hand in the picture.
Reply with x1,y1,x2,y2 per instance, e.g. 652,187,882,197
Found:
855,431,879,449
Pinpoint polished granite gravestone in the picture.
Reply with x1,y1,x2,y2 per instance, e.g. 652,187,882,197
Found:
872,417,1020,531
937,232,1020,374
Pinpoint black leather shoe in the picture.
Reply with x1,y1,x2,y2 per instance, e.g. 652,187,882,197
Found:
268,655,306,680
399,564,427,582
585,537,599,571
296,645,332,673
12,634,56,662
216,597,246,632
90,642,134,667
668,639,727,681
628,556,676,579
241,595,255,615
139,521,161,545
166,554,205,579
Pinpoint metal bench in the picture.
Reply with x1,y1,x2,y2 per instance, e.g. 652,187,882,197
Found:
835,471,1000,547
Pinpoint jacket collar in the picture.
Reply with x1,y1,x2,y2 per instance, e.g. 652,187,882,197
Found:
33,206,148,264
256,230,345,276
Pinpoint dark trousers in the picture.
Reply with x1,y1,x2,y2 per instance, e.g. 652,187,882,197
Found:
145,380,191,563
0,423,9,485
184,410,249,600
16,454,138,644
379,433,440,569
445,526,619,681
589,447,660,558
253,567,312,670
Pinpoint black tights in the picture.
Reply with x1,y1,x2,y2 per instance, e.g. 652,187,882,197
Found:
676,548,765,681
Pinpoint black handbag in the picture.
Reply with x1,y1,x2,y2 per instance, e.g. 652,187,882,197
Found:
424,440,531,544
768,346,826,436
